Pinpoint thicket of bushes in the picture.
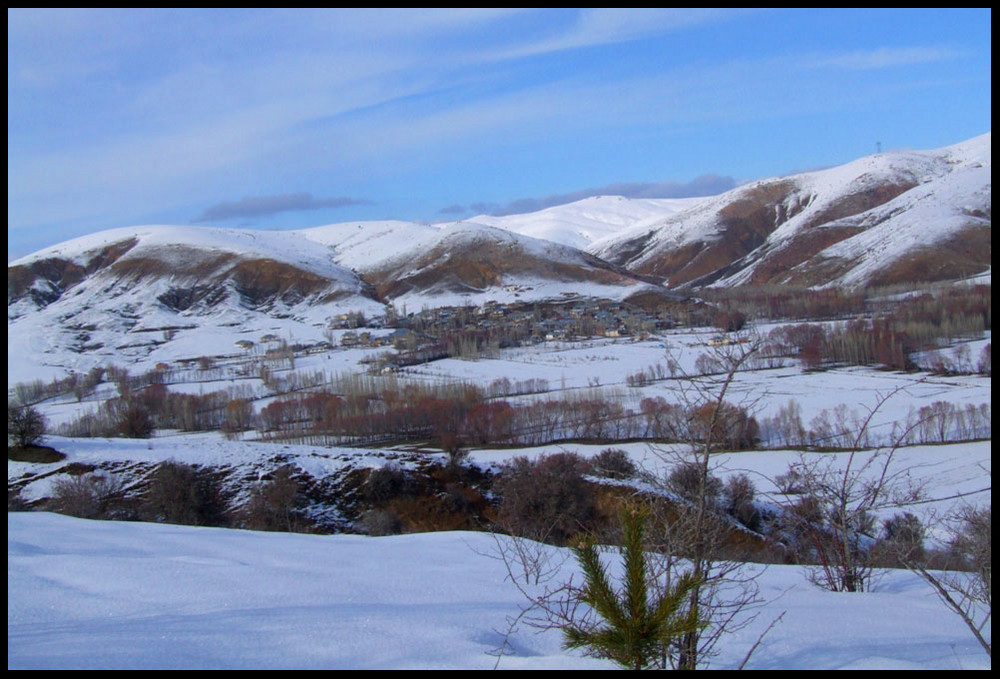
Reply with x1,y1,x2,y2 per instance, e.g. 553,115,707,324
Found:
701,285,868,322
761,286,990,372
758,399,991,448
354,460,492,536
49,371,989,451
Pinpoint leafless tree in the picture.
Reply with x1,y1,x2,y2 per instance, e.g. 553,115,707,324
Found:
647,333,769,669
8,402,46,448
243,465,305,532
771,384,927,593
905,505,991,657
489,332,776,669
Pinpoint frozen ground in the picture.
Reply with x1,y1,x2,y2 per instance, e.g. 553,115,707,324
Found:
7,512,990,670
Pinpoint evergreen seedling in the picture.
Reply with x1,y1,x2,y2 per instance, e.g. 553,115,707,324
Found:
563,504,703,670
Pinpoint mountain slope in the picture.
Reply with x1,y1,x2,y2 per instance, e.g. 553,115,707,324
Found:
292,218,665,305
8,225,378,314
7,220,669,379
351,221,659,304
591,134,991,288
7,134,990,380
7,226,384,376
466,195,705,250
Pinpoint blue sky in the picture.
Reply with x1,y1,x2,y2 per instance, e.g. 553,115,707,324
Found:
7,8,992,260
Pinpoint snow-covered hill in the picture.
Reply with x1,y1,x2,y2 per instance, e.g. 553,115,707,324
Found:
354,220,660,306
5,220,668,381
7,134,991,379
295,216,662,305
465,195,704,250
591,133,991,288
8,225,380,315
7,226,384,379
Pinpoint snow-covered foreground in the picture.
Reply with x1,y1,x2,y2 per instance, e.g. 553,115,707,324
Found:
7,513,990,670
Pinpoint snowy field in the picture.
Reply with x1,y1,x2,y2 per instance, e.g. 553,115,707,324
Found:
8,318,991,669
13,325,992,448
7,512,990,670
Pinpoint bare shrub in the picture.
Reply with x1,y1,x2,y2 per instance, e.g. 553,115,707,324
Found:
723,473,761,532
712,309,746,333
439,432,469,470
142,461,229,526
905,507,991,657
773,388,926,594
877,512,925,565
222,398,254,438
51,472,125,519
363,463,414,505
775,465,808,495
689,401,759,451
243,466,305,532
591,448,637,480
8,486,31,511
493,452,595,544
652,335,771,669
666,461,722,506
117,402,155,438
358,508,403,536
695,352,723,376
764,399,806,448
977,343,991,376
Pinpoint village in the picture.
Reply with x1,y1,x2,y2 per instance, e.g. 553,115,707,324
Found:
220,296,695,376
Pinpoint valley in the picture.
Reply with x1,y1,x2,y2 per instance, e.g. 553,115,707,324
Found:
8,134,991,670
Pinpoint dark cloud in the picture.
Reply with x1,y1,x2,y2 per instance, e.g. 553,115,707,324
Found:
442,174,736,218
437,204,468,216
195,192,374,222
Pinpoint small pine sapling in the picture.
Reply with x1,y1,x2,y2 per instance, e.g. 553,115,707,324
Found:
563,504,703,670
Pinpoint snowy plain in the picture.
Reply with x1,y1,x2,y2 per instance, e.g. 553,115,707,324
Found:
7,512,991,670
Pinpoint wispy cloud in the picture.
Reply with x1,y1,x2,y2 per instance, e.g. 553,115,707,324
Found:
7,8,989,259
195,193,374,222
488,8,746,60
815,46,959,70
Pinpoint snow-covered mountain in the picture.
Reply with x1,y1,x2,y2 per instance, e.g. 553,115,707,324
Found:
464,195,704,250
293,217,660,304
8,225,379,316
6,220,663,377
7,226,385,377
591,134,991,288
7,133,991,375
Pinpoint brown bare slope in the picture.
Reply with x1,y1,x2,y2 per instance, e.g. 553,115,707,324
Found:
617,178,925,288
595,135,991,290
366,224,646,300
9,234,379,314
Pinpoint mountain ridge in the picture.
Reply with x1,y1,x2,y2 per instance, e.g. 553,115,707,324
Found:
588,133,991,288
